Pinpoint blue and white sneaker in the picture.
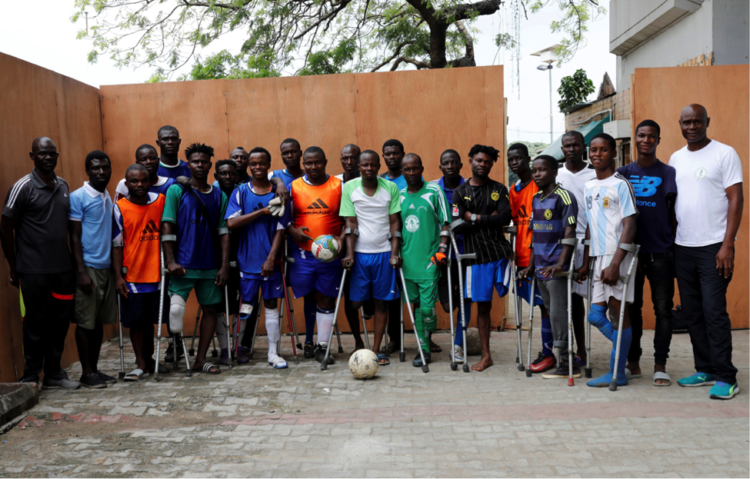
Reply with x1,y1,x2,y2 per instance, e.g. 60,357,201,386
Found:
269,355,288,369
677,373,716,387
452,345,465,364
709,382,740,400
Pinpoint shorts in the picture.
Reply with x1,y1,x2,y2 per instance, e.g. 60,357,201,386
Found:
225,266,241,315
403,278,438,307
240,271,284,303
350,251,400,302
289,249,343,299
515,277,544,307
591,254,637,304
168,269,222,305
120,290,168,329
464,259,511,303
74,266,117,330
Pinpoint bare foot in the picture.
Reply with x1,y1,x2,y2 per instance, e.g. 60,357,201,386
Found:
471,355,494,372
626,361,641,377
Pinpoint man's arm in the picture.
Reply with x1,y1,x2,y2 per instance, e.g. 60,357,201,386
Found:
112,246,128,297
717,183,743,278
452,187,474,234
600,216,637,286
160,221,185,277
269,177,290,204
389,212,402,267
0,216,18,287
480,189,512,229
262,229,285,277
341,216,358,269
69,220,94,295
576,225,591,283
215,232,230,287
227,206,271,230
667,193,677,239
539,225,576,278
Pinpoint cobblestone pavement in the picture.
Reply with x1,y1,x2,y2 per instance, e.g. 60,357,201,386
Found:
0,328,748,478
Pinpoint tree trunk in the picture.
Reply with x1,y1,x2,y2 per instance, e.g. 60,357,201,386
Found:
429,24,448,69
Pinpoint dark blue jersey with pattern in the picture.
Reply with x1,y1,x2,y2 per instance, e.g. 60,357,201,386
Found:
529,186,578,280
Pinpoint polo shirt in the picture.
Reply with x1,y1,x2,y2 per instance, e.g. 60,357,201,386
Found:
69,182,113,269
2,169,72,274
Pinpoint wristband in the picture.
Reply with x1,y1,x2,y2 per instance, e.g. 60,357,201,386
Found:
161,234,177,242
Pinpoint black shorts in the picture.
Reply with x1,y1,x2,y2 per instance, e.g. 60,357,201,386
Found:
438,261,463,308
120,290,168,329
223,268,241,315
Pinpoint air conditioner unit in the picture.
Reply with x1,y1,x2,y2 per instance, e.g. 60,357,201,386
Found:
603,120,631,139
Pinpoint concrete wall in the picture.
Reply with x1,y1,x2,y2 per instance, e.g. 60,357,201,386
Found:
712,0,750,65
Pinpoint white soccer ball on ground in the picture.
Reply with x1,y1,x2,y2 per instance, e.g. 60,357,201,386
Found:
311,235,340,263
349,349,379,379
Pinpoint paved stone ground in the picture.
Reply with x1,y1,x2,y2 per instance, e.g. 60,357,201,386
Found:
0,328,748,478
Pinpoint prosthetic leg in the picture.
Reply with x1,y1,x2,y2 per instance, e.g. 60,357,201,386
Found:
154,247,192,380
116,295,126,381
320,266,349,370
504,226,525,372
449,220,477,373
609,244,640,391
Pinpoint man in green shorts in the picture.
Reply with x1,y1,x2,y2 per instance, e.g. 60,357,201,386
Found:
399,153,451,366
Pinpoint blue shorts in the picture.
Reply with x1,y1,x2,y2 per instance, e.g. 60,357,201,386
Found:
240,272,283,303
288,249,343,299
515,278,544,307
350,252,400,302
464,259,511,303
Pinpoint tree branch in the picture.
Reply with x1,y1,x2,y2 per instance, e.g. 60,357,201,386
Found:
371,40,416,72
293,0,353,40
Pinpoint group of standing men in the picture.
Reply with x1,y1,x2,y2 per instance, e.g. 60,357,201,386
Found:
0,103,742,399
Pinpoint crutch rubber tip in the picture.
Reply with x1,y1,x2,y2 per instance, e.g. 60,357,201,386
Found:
525,370,532,378
338,347,344,354
399,352,405,362
294,357,300,364
422,365,429,373
609,383,617,391
568,378,574,387
585,368,592,378
462,364,470,373
211,350,218,358
320,363,328,371
450,362,457,371
515,356,519,363
118,372,126,380
185,370,192,377
517,364,525,372
189,349,195,356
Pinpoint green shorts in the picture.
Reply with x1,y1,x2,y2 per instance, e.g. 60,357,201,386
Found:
402,278,438,306
74,267,117,330
168,269,222,305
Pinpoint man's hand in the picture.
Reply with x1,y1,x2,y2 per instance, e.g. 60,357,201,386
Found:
261,257,275,277
288,225,314,245
175,176,191,187
78,270,95,295
539,265,563,279
575,263,589,283
390,255,403,269
716,244,734,278
274,183,290,205
115,276,129,298
600,261,621,286
430,251,447,267
168,261,186,278
518,266,533,281
215,266,228,287
341,254,354,270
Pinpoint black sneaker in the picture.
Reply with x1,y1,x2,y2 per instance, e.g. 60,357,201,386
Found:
96,370,117,384
412,351,432,367
542,361,582,379
19,375,40,385
42,377,81,390
314,344,334,364
303,342,315,359
80,373,107,389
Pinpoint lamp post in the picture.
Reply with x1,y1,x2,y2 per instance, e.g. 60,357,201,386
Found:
531,45,560,144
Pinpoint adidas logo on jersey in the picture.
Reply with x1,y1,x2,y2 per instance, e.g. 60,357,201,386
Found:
307,198,330,209
139,219,160,242
408,204,415,209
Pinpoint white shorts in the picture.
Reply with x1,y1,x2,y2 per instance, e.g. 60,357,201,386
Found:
591,254,637,304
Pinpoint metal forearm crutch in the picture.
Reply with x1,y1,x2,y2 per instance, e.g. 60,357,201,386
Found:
553,238,579,386
524,275,537,378
399,295,405,363
360,307,371,350
582,239,594,379
189,309,201,356
610,243,640,392
504,226,525,372
321,265,349,370
447,241,457,371
116,295,126,381
282,242,303,352
154,247,192,380
449,220,477,373
394,262,429,373
223,261,236,369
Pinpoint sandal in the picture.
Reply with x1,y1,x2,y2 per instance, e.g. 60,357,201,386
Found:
269,356,288,369
376,354,390,366
625,368,642,379
193,362,221,375
124,369,148,381
653,371,671,387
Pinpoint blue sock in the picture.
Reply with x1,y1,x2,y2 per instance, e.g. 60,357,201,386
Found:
588,304,615,341
541,316,553,357
304,298,316,344
454,303,471,346
587,327,632,388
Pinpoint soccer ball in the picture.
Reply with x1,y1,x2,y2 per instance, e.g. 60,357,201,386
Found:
349,349,379,379
311,235,340,263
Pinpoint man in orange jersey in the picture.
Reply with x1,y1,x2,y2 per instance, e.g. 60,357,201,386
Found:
508,143,555,373
112,164,169,380
285,147,345,364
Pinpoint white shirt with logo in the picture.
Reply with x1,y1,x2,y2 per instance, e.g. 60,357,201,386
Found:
557,164,597,238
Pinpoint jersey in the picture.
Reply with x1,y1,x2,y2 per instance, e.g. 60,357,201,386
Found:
114,176,176,202
399,182,450,281
557,164,597,237
288,175,343,252
380,171,407,191
112,193,165,293
162,184,228,270
225,184,288,275
158,160,191,179
509,180,538,268
269,169,298,190
583,173,638,257
529,186,577,280
452,179,512,265
340,177,402,254
432,176,466,257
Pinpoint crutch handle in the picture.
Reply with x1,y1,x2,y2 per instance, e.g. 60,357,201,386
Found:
344,260,353,268
618,243,639,254
503,225,518,235
552,270,580,281
284,256,296,264
229,261,238,268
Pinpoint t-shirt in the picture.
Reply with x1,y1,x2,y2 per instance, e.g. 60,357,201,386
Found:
583,173,638,257
400,182,451,281
617,160,677,255
2,169,72,274
69,182,113,269
669,140,744,247
452,179,512,265
112,193,165,293
162,184,228,270
380,171,407,191
158,160,191,179
340,177,402,254
269,169,298,190
529,186,577,280
431,177,466,257
115,176,175,202
225,184,288,275
287,175,344,252
509,180,538,268
556,163,597,238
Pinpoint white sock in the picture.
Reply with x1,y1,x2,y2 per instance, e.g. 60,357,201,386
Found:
316,308,335,347
168,295,186,334
265,308,280,357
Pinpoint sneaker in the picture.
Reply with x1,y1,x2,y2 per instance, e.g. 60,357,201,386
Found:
452,345,465,364
542,361,582,379
96,370,117,384
19,375,40,385
677,372,716,387
237,346,251,364
529,352,556,374
43,377,81,390
709,382,740,400
412,352,431,368
303,342,315,359
79,373,107,389
219,348,231,366
314,344,334,364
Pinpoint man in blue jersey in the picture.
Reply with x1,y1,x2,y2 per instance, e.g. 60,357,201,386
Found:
432,149,472,362
115,144,177,202
226,147,290,368
156,125,191,178
162,143,230,375
230,147,251,185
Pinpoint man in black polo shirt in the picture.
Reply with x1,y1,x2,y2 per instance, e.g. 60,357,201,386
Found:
452,144,513,372
0,137,80,389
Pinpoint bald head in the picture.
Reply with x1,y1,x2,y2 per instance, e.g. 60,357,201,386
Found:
403,153,422,167
31,137,56,153
681,104,708,121
402,153,424,189
679,103,711,146
29,137,59,175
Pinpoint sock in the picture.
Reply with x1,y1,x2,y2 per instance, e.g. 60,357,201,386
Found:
414,308,429,353
265,308,280,358
316,307,335,347
304,299,316,344
588,304,615,341
168,294,186,334
587,327,631,388
541,316,553,357
454,303,471,347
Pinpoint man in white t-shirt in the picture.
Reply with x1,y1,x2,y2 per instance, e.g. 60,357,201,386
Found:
556,131,597,366
670,104,744,400
340,150,402,366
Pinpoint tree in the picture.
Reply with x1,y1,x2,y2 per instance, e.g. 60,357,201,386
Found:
72,0,604,81
557,68,595,111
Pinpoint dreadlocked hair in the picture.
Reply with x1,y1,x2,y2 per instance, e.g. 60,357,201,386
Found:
468,144,500,163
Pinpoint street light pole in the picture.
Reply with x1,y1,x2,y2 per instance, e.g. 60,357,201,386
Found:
548,65,553,144
532,44,560,145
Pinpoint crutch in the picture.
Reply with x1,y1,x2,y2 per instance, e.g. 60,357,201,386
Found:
524,275,537,378
334,323,344,354
279,259,300,363
399,298,405,363
449,220,477,373
223,261,236,369
116,295,126,381
320,265,349,370
394,262,429,373
154,247,192,380
360,307,371,350
553,238,579,386
582,239,594,379
244,291,262,358
609,243,640,392
189,309,201,356
447,241,458,371
504,226,525,372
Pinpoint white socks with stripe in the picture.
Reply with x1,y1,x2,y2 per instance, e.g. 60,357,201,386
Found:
265,307,280,358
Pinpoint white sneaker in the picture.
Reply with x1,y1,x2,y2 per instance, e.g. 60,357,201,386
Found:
268,354,288,369
453,345,465,364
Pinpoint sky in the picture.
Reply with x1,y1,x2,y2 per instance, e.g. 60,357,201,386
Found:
0,0,616,145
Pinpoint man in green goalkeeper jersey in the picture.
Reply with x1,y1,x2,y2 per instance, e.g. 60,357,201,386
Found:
399,153,451,367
